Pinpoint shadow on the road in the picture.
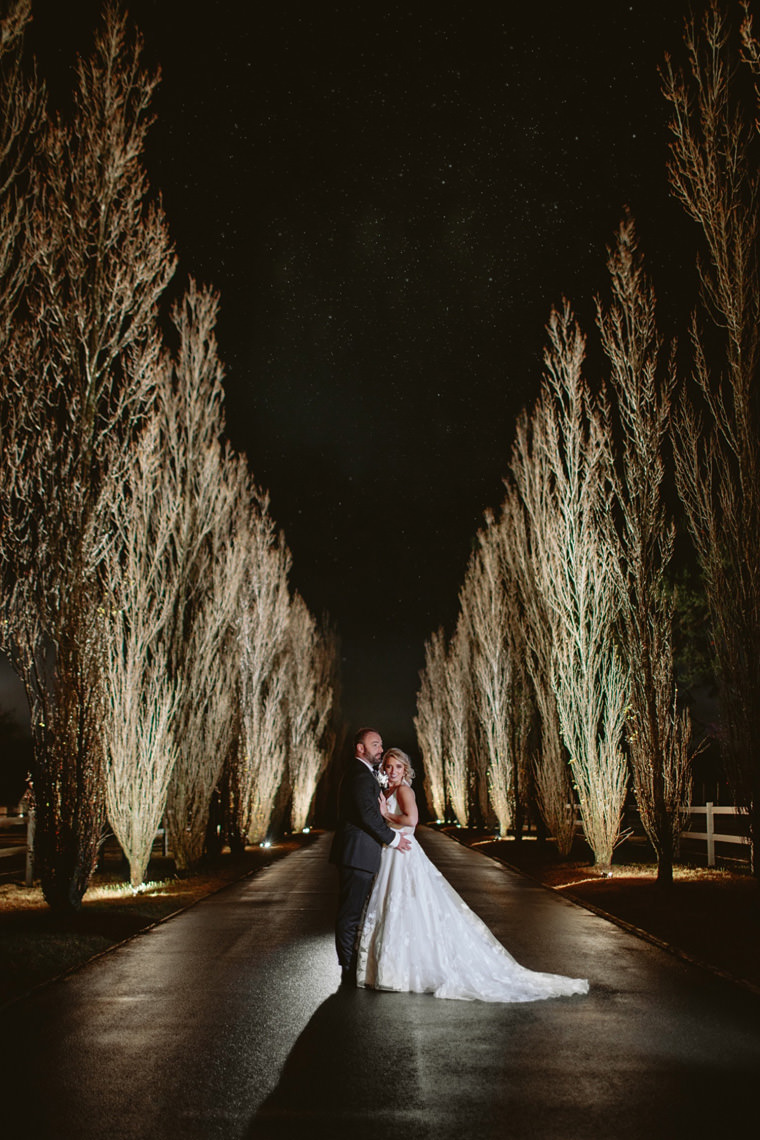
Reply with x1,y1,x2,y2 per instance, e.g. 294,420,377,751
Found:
244,986,440,1139
245,972,760,1140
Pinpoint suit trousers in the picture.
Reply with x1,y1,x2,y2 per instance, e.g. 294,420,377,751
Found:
335,865,375,970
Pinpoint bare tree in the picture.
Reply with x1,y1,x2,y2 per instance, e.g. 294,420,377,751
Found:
443,616,471,827
95,410,179,890
286,592,335,832
241,657,288,846
663,2,760,872
503,471,575,855
502,569,536,841
219,710,246,854
0,0,42,353
161,284,249,870
313,617,344,823
0,7,174,909
597,213,693,885
0,0,42,643
414,627,447,823
515,304,629,870
459,513,514,835
237,518,291,845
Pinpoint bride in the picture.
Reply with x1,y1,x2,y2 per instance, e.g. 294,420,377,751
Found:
356,748,589,1002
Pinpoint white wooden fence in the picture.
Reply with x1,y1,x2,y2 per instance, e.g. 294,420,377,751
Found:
680,803,751,867
1,811,166,885
0,808,34,884
570,800,751,868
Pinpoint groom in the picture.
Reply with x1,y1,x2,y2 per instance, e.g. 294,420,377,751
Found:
329,726,411,986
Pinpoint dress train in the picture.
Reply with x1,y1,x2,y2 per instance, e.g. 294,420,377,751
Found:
356,807,589,1003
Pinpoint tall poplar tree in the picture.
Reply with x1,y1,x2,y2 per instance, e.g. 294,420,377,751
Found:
663,2,760,874
1,5,174,909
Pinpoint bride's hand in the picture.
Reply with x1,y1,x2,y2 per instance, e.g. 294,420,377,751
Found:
379,793,389,818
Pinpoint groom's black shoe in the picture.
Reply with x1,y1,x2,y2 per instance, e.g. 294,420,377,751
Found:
339,967,356,989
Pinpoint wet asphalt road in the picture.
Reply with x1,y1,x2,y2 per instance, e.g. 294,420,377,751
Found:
1,828,759,1140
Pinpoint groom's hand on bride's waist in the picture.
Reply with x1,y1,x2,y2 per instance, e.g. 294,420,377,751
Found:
397,834,412,853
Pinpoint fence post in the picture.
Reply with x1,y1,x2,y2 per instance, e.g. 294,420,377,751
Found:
25,805,35,886
705,801,715,868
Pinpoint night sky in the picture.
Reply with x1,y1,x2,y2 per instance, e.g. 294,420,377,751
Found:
2,1,701,756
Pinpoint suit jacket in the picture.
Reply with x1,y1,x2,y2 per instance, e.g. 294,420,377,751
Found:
329,758,397,873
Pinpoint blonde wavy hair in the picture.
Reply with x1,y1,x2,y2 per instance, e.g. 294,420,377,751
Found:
382,747,416,785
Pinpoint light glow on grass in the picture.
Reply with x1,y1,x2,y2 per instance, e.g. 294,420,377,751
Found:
89,879,176,900
471,835,539,846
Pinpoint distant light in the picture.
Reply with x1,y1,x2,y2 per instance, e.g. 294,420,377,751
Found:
261,840,272,849
302,827,310,833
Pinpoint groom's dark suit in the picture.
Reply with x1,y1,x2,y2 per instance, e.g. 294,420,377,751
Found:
329,758,397,975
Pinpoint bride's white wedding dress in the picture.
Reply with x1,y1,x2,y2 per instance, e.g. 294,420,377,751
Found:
356,794,589,1003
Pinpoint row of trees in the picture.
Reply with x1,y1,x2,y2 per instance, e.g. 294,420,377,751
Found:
0,2,339,907
416,1,760,884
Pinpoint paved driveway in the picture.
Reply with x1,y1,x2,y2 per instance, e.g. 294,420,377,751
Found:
2,829,758,1139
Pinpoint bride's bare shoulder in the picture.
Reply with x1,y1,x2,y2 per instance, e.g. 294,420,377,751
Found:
396,783,416,806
